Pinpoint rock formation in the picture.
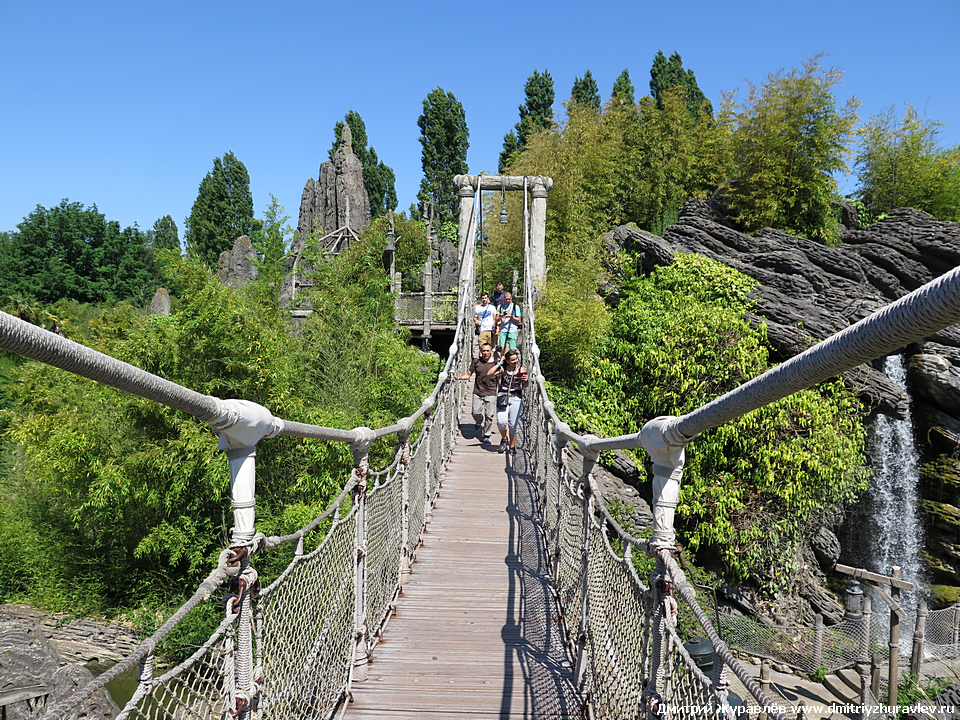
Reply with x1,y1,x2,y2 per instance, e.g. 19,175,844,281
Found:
217,235,258,289
0,618,120,719
282,125,372,309
148,288,170,315
295,124,371,246
606,203,960,612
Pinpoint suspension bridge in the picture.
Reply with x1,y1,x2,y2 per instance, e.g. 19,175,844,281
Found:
2,174,960,719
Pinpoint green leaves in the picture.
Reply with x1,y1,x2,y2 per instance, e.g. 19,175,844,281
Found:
416,88,469,224
3,200,154,305
855,105,960,222
0,248,436,612
571,69,601,111
500,69,556,172
184,151,261,268
548,253,866,592
650,50,713,119
721,54,860,243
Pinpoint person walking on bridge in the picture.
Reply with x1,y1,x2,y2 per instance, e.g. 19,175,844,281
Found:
490,280,506,308
488,349,528,455
473,292,496,350
454,342,499,444
495,291,521,356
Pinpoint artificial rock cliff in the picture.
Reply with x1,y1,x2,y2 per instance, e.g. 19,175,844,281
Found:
607,202,960,617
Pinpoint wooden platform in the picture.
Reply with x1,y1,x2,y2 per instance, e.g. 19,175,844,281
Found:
345,393,583,718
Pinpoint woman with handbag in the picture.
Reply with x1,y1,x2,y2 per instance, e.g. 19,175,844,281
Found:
487,349,528,455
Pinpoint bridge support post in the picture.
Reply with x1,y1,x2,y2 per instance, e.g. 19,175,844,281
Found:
911,599,927,677
639,416,691,550
551,430,566,587
398,430,412,590
455,176,478,312
350,428,375,684
528,176,550,300
573,440,600,691
216,400,285,717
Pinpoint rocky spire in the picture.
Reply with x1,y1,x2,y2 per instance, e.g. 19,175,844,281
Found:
295,123,371,243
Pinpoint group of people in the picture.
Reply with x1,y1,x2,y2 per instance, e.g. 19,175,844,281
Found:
471,280,521,356
455,281,528,455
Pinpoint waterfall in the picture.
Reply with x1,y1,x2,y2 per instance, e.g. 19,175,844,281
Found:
844,354,926,595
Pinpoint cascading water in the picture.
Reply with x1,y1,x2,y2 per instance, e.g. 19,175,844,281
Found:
843,354,926,596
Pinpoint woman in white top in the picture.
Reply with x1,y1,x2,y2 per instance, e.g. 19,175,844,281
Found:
487,349,528,455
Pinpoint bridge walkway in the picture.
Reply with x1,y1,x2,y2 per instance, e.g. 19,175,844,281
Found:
346,385,582,718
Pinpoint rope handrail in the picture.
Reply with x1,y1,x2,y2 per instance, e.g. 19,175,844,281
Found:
0,309,469,450
570,264,960,454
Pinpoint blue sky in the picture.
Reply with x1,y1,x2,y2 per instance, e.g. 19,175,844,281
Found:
2,0,958,235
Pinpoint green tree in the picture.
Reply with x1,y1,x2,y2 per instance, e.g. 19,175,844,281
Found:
416,88,469,225
516,69,555,146
855,105,960,221
499,131,520,174
720,54,859,243
148,215,180,251
254,195,292,267
499,70,556,172
250,195,294,305
611,68,635,105
571,69,601,111
623,91,731,233
0,244,437,612
329,111,398,219
184,152,261,267
2,200,152,304
650,50,713,119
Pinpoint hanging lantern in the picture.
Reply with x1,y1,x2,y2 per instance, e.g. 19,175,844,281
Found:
844,580,864,621
499,178,508,224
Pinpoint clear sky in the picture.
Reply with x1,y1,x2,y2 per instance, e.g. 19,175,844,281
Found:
2,0,958,236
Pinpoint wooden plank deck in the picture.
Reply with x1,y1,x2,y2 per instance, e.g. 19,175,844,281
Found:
345,390,583,719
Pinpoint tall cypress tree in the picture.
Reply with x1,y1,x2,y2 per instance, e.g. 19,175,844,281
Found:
500,69,555,172
416,87,469,224
148,215,180,251
611,69,635,105
649,51,712,118
184,151,260,268
571,70,601,111
329,111,398,219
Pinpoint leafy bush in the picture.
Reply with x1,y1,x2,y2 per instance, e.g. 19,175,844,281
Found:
549,254,867,592
0,245,436,613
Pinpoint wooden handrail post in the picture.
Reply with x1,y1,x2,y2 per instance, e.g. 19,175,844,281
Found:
551,436,567,587
861,595,872,662
351,462,369,683
573,450,596,690
952,600,960,650
888,566,901,708
759,662,771,720
398,435,412,590
813,614,824,670
858,662,871,706
911,600,927,677
350,428,374,684
871,652,882,701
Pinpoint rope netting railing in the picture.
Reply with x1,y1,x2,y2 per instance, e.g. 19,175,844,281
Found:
720,600,960,688
0,268,472,719
514,171,960,717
